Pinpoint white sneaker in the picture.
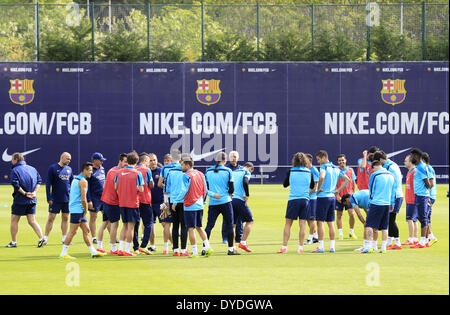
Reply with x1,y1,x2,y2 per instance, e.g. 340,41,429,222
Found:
305,239,313,245
354,246,364,252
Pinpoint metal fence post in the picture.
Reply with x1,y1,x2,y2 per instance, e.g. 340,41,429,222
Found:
147,2,151,61
91,2,95,61
257,3,260,60
311,3,314,52
201,1,205,61
35,2,40,61
422,1,426,60
366,4,371,61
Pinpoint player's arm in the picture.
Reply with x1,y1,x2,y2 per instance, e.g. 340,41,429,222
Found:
46,166,54,204
360,150,368,169
79,178,89,216
353,205,366,224
205,176,220,199
317,168,327,192
283,170,290,188
335,174,350,195
137,172,144,193
27,171,42,199
147,170,154,189
228,170,234,196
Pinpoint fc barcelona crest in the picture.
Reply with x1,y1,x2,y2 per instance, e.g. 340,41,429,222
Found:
381,79,406,106
9,79,35,106
196,79,221,106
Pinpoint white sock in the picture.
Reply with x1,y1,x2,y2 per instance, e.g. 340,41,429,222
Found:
174,248,180,253
395,238,401,246
192,245,198,255
318,240,324,250
164,242,169,251
119,240,125,251
429,233,436,240
338,229,343,236
420,237,427,245
88,245,97,255
372,241,377,250
62,235,66,243
228,246,235,252
111,243,117,252
387,237,392,245
349,229,354,234
60,244,69,256
298,245,303,252
363,240,369,250
240,240,247,245
44,235,48,241
150,245,156,250
381,241,387,251
414,237,418,243
330,240,336,250
313,232,318,238
308,234,313,241
97,241,103,250
282,245,287,250
203,239,210,250
125,242,132,253
181,248,186,254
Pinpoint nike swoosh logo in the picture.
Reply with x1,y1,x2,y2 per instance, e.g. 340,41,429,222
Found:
190,148,225,161
386,147,413,159
2,148,41,162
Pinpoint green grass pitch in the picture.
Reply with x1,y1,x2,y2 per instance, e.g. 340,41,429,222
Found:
0,184,448,295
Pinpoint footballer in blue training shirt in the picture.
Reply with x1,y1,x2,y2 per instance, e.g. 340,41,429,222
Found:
305,154,319,245
87,152,107,244
313,150,350,253
341,190,379,252
223,151,243,244
232,161,254,253
409,148,433,249
422,152,438,246
372,150,404,250
205,152,240,255
44,152,73,245
362,161,396,254
278,153,315,254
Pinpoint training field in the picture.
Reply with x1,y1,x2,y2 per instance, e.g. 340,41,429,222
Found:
0,184,448,295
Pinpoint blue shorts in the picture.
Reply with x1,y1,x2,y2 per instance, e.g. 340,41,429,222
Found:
393,197,403,214
366,204,390,231
184,210,203,229
120,207,140,223
335,201,352,211
11,203,36,216
232,199,253,223
316,197,336,222
89,196,103,213
406,203,418,222
306,198,317,220
103,203,120,223
49,202,69,214
285,198,309,220
428,198,435,222
415,195,430,228
70,213,88,224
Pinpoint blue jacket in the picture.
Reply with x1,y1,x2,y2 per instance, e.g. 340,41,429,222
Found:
10,161,42,205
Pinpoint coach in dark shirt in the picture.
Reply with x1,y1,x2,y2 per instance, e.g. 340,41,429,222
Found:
5,153,45,248
43,152,73,245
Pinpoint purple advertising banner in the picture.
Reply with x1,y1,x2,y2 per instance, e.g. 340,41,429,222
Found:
0,62,448,185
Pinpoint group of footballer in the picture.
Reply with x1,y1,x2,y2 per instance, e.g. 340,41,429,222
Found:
4,146,438,258
277,146,438,255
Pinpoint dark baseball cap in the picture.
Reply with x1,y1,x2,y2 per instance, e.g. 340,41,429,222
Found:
92,152,106,161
